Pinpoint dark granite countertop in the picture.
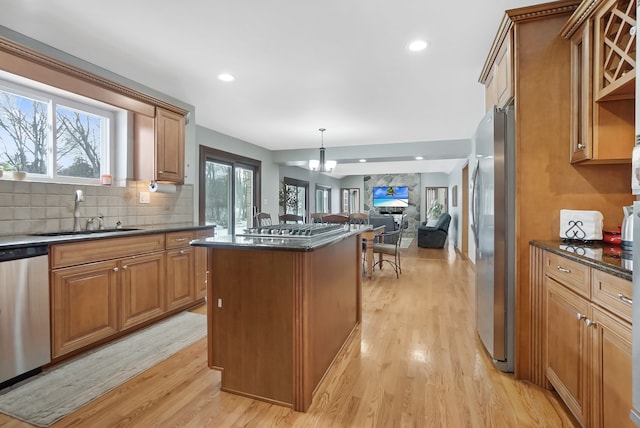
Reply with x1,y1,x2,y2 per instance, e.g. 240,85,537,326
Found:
0,223,215,250
190,224,371,252
530,240,631,281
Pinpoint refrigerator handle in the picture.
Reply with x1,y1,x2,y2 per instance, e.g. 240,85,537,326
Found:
471,160,480,247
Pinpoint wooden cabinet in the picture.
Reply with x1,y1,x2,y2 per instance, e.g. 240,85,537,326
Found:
119,252,166,330
545,278,590,424
590,306,633,428
52,260,119,358
155,108,185,183
541,249,633,427
166,231,196,310
134,107,186,184
562,0,636,164
482,1,634,384
50,229,206,359
482,32,513,111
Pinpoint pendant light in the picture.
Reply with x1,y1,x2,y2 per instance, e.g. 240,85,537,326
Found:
309,128,337,172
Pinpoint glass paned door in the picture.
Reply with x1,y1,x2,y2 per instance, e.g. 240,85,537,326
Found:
203,159,256,237
280,177,309,219
234,167,254,235
204,161,232,236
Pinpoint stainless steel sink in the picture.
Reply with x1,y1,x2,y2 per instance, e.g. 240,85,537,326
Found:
31,228,141,236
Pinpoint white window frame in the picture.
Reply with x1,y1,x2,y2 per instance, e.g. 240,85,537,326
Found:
0,71,122,185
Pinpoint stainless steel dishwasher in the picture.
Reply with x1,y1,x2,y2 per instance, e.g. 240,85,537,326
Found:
0,244,51,387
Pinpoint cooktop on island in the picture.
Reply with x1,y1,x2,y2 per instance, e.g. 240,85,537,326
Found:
239,223,346,238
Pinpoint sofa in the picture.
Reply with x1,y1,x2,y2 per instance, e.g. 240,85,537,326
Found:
369,215,398,244
417,213,451,248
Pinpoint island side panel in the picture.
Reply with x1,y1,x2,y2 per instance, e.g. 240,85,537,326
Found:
309,234,360,390
209,247,294,406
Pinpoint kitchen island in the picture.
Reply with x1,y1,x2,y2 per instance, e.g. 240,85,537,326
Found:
190,224,368,411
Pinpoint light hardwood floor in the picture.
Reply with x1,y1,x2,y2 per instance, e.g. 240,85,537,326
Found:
0,239,577,427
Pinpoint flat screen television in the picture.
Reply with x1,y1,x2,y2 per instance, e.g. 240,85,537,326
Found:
372,186,409,208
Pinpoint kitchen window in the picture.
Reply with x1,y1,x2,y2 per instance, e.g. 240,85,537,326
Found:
0,74,117,184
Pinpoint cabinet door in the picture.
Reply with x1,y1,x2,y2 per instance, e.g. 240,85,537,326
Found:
120,252,166,330
166,246,195,310
569,21,592,163
494,36,512,108
590,306,634,428
545,278,589,425
51,260,119,358
156,107,185,183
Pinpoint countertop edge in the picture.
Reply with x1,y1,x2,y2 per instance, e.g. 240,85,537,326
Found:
530,240,631,281
190,227,368,252
0,224,215,250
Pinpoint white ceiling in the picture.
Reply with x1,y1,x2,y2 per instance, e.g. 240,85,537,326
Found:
0,0,538,177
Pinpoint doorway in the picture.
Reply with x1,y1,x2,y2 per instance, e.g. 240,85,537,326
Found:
282,177,308,221
199,146,261,237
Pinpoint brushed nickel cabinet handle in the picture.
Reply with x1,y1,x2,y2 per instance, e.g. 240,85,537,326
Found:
585,319,597,328
557,265,571,273
618,293,633,305
577,143,585,150
576,312,586,321
122,265,128,269
175,238,188,242
113,267,119,272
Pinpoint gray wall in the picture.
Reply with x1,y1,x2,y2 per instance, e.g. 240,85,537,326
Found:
196,126,279,221
279,166,342,217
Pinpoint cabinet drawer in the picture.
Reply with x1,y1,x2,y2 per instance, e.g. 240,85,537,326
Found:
591,269,632,323
544,251,591,298
166,230,196,249
51,233,165,269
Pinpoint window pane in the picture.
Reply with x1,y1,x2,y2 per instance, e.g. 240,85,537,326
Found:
0,90,49,173
234,167,254,235
205,161,232,236
56,105,104,179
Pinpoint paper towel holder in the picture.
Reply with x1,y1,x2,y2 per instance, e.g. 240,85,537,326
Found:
149,180,177,194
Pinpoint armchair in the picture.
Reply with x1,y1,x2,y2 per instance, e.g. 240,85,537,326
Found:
417,213,451,248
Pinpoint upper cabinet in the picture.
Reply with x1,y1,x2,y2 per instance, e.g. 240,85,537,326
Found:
561,0,636,164
134,107,186,184
483,34,513,111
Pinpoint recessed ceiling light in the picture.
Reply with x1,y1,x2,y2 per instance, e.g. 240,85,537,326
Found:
218,73,235,82
359,159,367,163
415,156,424,160
408,40,428,52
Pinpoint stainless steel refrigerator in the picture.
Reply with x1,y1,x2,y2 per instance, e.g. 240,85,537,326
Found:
471,104,515,373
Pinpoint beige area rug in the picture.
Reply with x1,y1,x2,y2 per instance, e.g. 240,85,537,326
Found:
399,236,413,249
0,311,207,427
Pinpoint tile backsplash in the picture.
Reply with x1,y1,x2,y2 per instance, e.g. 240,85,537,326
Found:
0,180,194,236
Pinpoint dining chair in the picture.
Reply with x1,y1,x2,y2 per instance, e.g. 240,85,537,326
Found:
321,214,350,224
310,213,325,223
373,214,404,278
349,212,369,225
255,212,272,227
279,213,304,224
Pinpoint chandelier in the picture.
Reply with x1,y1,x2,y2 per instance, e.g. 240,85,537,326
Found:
309,128,337,172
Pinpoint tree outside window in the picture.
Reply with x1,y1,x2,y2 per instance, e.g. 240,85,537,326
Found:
0,84,110,181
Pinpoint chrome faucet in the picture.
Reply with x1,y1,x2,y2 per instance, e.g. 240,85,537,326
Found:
73,190,85,232
97,213,104,230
